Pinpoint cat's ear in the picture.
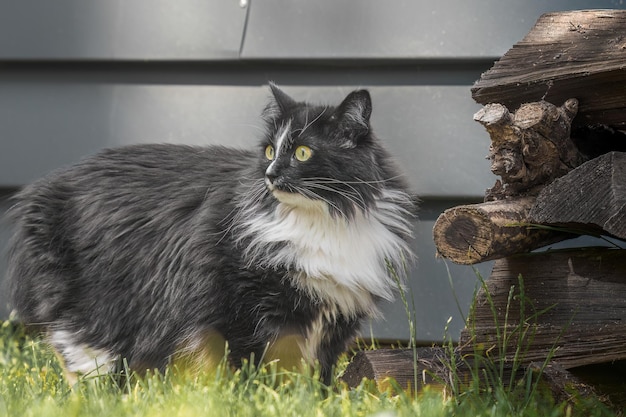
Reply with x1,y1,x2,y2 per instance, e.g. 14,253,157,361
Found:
268,82,297,114
333,90,372,145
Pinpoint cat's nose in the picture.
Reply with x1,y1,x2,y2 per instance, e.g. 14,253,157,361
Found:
265,173,277,185
265,164,279,184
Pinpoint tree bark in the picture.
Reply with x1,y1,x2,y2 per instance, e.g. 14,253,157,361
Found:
474,99,584,200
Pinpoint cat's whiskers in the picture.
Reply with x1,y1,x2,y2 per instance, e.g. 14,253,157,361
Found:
330,181,371,208
304,175,404,189
307,184,366,214
301,181,368,213
291,185,348,220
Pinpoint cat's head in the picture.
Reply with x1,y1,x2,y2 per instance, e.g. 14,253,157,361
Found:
258,84,404,218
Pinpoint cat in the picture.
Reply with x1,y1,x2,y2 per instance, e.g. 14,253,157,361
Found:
6,84,416,385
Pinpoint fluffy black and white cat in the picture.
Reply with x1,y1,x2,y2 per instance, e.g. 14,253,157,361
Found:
7,84,415,384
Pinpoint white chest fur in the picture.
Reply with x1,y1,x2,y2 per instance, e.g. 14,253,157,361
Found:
237,189,413,317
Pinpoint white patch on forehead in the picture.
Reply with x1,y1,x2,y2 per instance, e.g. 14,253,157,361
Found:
274,120,292,156
266,120,292,176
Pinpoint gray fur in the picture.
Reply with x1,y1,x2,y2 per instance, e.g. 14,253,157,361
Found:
7,86,416,384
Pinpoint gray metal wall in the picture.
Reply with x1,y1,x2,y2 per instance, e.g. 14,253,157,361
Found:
1,0,623,343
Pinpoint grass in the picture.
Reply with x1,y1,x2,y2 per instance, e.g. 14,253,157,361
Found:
0,319,437,417
0,264,619,417
0,317,618,417
442,272,560,412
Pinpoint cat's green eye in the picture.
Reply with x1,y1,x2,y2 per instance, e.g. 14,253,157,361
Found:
294,145,312,162
265,145,275,161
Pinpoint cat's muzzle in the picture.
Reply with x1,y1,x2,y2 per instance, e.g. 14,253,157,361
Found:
265,176,277,191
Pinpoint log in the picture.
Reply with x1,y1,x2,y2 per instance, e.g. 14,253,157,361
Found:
474,99,584,200
472,10,626,130
432,197,573,265
529,362,599,406
341,347,448,391
342,347,515,392
342,350,613,408
529,151,626,240
459,249,626,369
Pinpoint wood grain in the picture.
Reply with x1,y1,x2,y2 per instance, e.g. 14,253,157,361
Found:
475,99,582,200
472,10,626,129
529,151,626,240
432,197,573,265
459,249,626,368
342,347,449,391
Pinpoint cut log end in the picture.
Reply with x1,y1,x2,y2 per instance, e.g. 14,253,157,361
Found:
433,206,499,265
432,197,573,265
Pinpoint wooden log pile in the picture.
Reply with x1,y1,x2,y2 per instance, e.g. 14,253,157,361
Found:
344,9,626,410
433,9,626,265
461,249,626,369
471,9,626,131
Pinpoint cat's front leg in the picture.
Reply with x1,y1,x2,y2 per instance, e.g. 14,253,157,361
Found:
312,313,362,385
